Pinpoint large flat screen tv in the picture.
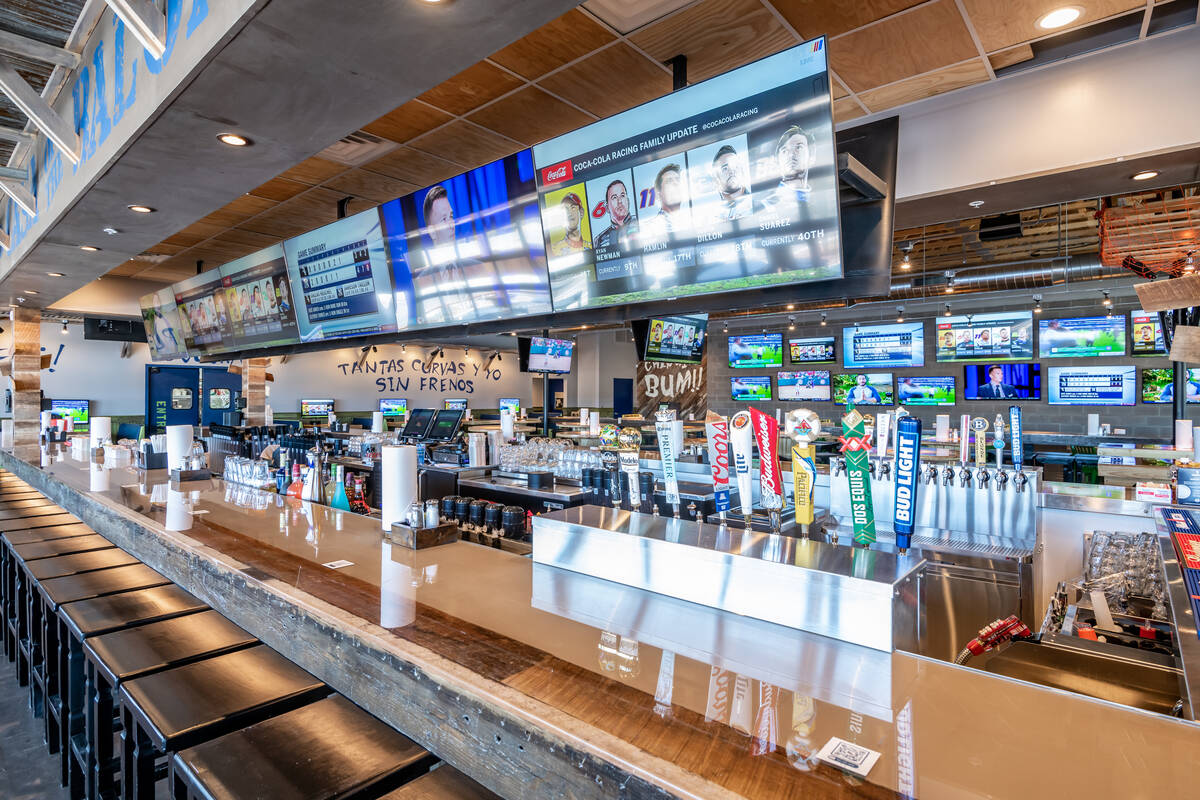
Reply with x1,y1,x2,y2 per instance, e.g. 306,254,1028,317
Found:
731,376,772,402
1048,365,1136,406
728,333,783,369
789,336,835,364
1038,316,1126,358
50,399,90,430
935,311,1033,362
842,322,924,368
1142,367,1200,404
777,370,830,401
172,270,227,355
283,209,398,342
832,373,893,405
379,150,552,330
208,245,301,354
379,398,408,417
1130,309,1167,356
519,336,574,374
300,399,335,417
139,288,189,361
632,314,708,364
531,38,841,311
896,376,956,406
962,364,1042,400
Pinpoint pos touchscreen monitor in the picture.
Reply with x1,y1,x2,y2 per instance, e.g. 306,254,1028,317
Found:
400,408,436,438
426,409,464,441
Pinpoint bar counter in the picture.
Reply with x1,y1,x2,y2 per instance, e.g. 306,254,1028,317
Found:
2,445,1197,799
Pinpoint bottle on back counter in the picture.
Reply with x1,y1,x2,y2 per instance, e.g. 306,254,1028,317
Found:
286,463,304,498
350,476,370,515
331,465,351,511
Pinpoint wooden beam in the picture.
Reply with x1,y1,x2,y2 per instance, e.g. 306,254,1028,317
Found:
105,0,166,59
0,30,79,69
1135,274,1200,312
0,56,80,165
0,125,33,146
0,228,9,251
0,179,36,216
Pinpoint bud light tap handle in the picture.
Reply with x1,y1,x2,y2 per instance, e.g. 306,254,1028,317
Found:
892,416,921,555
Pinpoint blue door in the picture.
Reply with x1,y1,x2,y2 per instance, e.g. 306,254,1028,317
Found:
613,378,633,416
548,378,564,410
145,366,200,431
201,368,242,427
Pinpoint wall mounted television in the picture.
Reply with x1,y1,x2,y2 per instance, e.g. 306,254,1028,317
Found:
935,311,1033,362
728,333,783,368
300,399,335,417
842,322,923,368
832,373,893,405
632,314,708,364
379,398,408,417
1048,365,1136,406
50,399,90,430
731,376,772,402
1038,316,1126,358
788,336,835,364
1141,368,1200,404
1130,309,1167,356
519,336,574,374
896,376,955,406
777,370,830,401
962,364,1042,400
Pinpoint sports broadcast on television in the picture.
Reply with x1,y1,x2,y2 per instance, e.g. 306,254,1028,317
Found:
728,333,783,368
777,370,831,401
895,376,956,406
1038,316,1127,358
832,373,893,405
842,322,924,368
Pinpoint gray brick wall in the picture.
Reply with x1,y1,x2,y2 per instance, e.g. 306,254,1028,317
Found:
708,298,1199,440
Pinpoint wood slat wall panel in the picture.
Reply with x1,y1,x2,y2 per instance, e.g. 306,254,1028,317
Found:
488,8,616,79
859,59,990,111
466,86,595,146
536,42,671,119
417,61,525,116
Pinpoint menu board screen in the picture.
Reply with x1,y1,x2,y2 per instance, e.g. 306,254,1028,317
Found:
1130,309,1167,356
935,311,1033,362
842,322,924,368
532,38,841,310
283,209,397,342
380,151,552,329
1142,368,1200,404
731,376,772,401
896,376,955,405
728,333,783,368
139,288,189,360
778,370,830,401
789,336,835,364
213,245,299,352
832,373,893,405
1048,365,1136,405
1038,316,1126,358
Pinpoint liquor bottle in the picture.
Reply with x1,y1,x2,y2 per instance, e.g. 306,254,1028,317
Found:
286,463,304,498
350,476,370,514
275,456,290,494
330,465,351,511
324,464,336,502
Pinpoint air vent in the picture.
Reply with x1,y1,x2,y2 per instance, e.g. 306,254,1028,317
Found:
978,212,1025,242
318,130,399,166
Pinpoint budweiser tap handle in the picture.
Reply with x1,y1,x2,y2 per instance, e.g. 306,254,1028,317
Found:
749,408,784,533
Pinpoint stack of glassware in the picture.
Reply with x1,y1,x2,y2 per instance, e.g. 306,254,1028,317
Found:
221,456,275,491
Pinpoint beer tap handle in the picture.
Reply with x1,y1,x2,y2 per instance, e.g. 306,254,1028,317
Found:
879,460,891,482
995,469,1009,492
1013,470,1029,494
976,468,991,489
959,466,973,487
940,464,956,486
687,501,697,520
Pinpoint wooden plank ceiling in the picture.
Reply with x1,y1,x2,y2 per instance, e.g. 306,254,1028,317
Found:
114,0,1181,284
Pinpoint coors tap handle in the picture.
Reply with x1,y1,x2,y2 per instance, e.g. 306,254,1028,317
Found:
730,411,756,528
892,416,921,555
839,408,877,547
655,411,681,518
704,412,731,524
784,409,821,530
749,408,784,533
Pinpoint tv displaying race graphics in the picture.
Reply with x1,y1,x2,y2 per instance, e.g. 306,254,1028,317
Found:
731,376,772,402
171,269,225,354
206,245,300,354
1038,316,1127,358
139,288,189,361
935,311,1034,362
1140,368,1200,404
524,337,574,374
301,399,335,417
789,336,835,364
1048,365,1136,406
1130,309,1167,356
50,399,90,430
728,333,783,368
379,151,552,329
832,373,894,406
896,376,956,406
641,314,707,363
283,209,398,342
777,370,831,401
379,398,408,417
532,38,842,311
963,364,1042,400
842,322,924,368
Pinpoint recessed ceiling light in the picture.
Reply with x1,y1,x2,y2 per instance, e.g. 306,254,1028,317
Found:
1036,6,1082,30
24,290,38,295
46,272,64,277
1131,170,1159,181
968,200,985,208
127,204,155,213
217,133,251,147
79,245,100,252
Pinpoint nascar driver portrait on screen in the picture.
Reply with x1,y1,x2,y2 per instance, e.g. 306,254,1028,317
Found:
592,178,639,255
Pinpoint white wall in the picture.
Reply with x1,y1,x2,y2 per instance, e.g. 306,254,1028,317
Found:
572,329,637,407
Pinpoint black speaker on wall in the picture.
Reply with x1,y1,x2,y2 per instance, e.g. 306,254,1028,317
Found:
83,317,147,343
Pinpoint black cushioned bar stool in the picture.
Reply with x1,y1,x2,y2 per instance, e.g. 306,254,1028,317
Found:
33,565,172,764
3,523,93,662
168,695,437,800
377,765,502,799
59,585,211,799
117,643,327,800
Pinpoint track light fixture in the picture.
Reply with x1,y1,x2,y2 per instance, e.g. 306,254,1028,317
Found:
1033,293,1043,314
1101,290,1112,308
820,313,827,327
944,303,952,317
896,306,904,323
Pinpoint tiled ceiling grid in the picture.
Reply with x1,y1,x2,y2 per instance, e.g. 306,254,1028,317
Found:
111,0,1195,285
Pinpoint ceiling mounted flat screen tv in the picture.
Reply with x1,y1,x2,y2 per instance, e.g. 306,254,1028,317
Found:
283,209,398,342
1048,365,1136,406
789,336,834,364
172,269,227,355
842,322,923,368
519,336,574,374
1130,309,1167,356
963,364,1041,400
728,333,783,368
832,373,893,406
778,370,830,401
1039,316,1126,358
935,311,1033,362
632,314,708,363
208,245,301,353
379,150,552,330
532,37,842,311
731,376,772,402
897,376,956,406
1142,368,1200,404
139,288,189,361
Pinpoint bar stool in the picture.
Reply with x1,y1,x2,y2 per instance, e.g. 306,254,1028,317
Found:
168,695,437,800
118,644,328,799
58,585,210,798
3,524,95,662
378,765,502,799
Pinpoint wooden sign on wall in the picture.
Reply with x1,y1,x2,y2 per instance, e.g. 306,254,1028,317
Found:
636,354,707,419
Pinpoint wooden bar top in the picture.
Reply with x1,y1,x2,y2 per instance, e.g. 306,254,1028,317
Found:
3,444,1198,799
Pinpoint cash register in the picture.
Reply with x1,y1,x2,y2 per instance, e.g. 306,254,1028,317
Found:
397,408,466,465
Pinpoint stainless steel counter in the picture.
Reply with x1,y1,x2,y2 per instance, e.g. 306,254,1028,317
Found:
457,475,589,504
